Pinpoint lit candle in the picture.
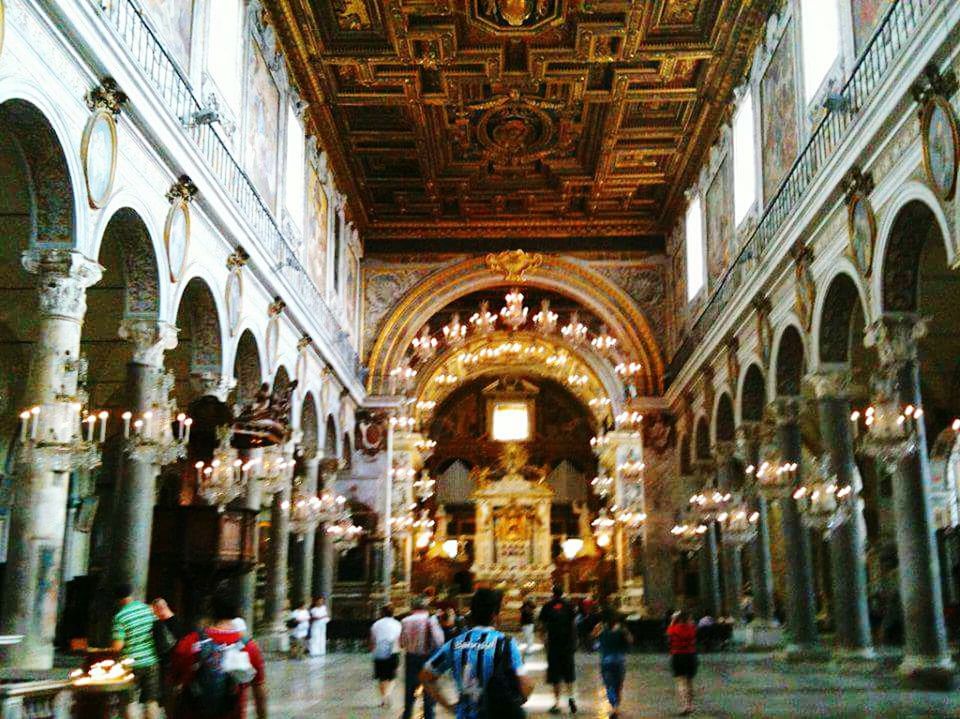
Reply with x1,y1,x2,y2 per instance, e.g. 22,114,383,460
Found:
195,461,204,484
30,406,40,440
184,418,192,444
86,415,96,442
19,411,30,442
177,413,186,440
133,419,144,435
99,411,109,443
122,411,132,439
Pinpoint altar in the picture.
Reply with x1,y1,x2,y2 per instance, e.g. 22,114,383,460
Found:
470,448,555,594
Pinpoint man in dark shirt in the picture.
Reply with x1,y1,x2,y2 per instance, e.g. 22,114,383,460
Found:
539,585,577,714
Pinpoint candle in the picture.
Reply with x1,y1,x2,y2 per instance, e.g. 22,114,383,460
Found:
177,413,186,440
19,411,29,442
133,419,143,435
86,415,96,442
99,411,108,443
195,461,204,484
184,418,192,444
30,406,40,440
122,411,132,439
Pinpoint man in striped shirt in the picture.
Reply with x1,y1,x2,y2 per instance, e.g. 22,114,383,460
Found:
420,589,532,719
400,595,445,719
112,584,160,719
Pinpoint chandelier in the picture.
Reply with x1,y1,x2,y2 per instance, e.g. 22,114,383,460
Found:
414,438,437,455
389,414,417,431
591,326,618,355
390,509,416,536
567,373,588,388
614,361,643,377
412,509,435,550
532,299,558,334
254,443,296,494
671,514,709,553
752,459,798,500
861,398,924,463
18,399,106,474
469,301,498,335
615,503,647,536
590,433,611,451
434,373,459,386
592,507,616,548
389,362,417,395
560,311,588,345
120,370,191,466
618,458,645,483
589,397,612,409
442,312,467,346
412,471,436,501
416,400,437,413
545,352,568,368
412,325,438,362
288,484,348,537
591,473,614,499
716,502,759,546
615,411,643,430
326,515,363,553
793,456,857,535
499,288,528,330
689,487,732,522
194,427,248,509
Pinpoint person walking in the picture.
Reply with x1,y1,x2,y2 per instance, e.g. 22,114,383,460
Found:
538,585,578,714
420,588,533,719
400,595,445,719
309,596,330,657
169,590,267,719
151,598,185,719
666,610,698,715
370,604,403,708
287,601,310,659
520,598,536,658
591,608,632,719
111,584,161,719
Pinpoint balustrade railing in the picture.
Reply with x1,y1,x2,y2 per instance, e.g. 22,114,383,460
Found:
91,0,363,383
667,0,934,385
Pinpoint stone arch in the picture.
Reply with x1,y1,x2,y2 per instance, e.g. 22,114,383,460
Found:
300,392,320,458
694,415,711,461
168,277,225,402
342,431,352,469
323,415,338,457
232,329,264,408
774,324,806,397
739,364,766,423
678,432,693,475
714,393,736,443
366,254,664,396
815,270,867,366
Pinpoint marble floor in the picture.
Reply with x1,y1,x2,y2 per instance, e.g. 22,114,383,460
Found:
264,647,960,718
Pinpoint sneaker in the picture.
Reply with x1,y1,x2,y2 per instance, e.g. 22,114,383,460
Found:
569,698,578,714
549,705,562,715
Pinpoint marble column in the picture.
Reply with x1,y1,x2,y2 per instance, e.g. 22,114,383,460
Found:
236,448,263,630
260,481,291,650
289,456,319,606
0,250,102,669
106,320,178,606
736,422,777,627
312,459,340,604
808,368,874,658
866,313,954,686
771,397,823,657
715,442,744,622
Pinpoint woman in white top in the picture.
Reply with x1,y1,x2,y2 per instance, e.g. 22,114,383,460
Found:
309,595,330,656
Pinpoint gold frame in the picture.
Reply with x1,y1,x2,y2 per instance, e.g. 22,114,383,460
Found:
163,200,191,283
0,1,6,60
921,94,960,201
845,191,876,279
80,109,118,209
225,269,244,337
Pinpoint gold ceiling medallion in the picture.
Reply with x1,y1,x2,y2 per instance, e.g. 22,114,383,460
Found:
474,0,560,31
485,249,543,282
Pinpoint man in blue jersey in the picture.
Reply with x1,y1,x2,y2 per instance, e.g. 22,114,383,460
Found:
420,589,533,718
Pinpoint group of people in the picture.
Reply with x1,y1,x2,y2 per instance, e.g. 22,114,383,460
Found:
110,584,267,719
286,596,331,658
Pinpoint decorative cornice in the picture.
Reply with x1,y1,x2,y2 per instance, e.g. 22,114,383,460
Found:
85,78,127,116
165,175,198,205
484,250,543,282
227,248,250,272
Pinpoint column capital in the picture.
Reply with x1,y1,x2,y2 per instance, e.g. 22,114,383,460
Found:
22,249,103,322
768,396,802,426
118,319,178,367
864,313,928,367
190,371,233,401
805,367,853,400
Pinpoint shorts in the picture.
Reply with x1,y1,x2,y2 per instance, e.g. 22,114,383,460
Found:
130,663,161,704
374,654,400,681
546,648,576,685
670,653,698,678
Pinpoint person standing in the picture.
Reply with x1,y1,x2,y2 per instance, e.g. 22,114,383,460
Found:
309,596,330,657
591,608,632,719
287,601,310,659
400,596,445,719
370,604,403,707
112,584,161,719
151,598,185,719
666,610,698,715
520,598,536,658
169,591,267,719
538,585,578,714
420,588,533,719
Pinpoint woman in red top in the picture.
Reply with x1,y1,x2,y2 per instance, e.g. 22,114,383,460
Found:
169,593,267,719
665,610,697,715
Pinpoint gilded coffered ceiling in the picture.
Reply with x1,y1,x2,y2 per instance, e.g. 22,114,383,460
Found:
265,0,771,248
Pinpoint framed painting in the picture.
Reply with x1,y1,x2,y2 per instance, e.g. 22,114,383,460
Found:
80,109,118,209
921,95,959,201
846,191,876,278
163,200,191,283
225,268,243,337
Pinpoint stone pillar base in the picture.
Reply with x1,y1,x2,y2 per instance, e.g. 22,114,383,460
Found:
742,622,783,649
830,647,879,668
780,644,831,662
899,656,956,691
255,626,290,653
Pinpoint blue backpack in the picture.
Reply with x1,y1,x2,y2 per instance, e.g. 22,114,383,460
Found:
187,630,246,716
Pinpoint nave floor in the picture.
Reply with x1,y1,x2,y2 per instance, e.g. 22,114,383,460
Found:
264,648,960,718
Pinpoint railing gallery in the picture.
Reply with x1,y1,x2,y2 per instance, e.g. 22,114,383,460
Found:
92,0,363,382
666,0,933,384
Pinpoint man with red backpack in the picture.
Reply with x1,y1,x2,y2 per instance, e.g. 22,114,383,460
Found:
169,591,267,719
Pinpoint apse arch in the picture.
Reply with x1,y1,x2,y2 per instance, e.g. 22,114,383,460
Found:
232,329,264,408
323,415,339,457
738,364,766,424
694,415,711,461
815,270,868,366
300,391,320,458
714,393,736,444
168,276,225,402
366,254,664,396
772,322,806,398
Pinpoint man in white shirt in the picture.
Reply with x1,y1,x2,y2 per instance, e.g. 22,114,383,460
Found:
400,596,446,719
370,604,403,707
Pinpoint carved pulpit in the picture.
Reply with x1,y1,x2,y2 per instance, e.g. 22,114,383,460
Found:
471,445,554,592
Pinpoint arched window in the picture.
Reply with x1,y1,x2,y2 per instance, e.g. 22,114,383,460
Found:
799,0,840,101
284,105,306,232
685,195,704,301
207,0,244,110
733,89,756,225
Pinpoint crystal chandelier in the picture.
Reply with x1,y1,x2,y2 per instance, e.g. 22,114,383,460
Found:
590,433,611,451
469,301,498,335
589,397,612,410
615,503,647,536
499,288,529,330
434,373,459,386
615,411,643,430
614,361,643,378
442,312,467,346
411,325,438,362
327,515,363,553
591,473,614,499
389,361,417,395
17,399,107,474
689,487,732,523
287,483,348,537
412,509,435,550
567,373,588,387
793,456,857,536
414,438,437,455
592,507,616,548
390,509,416,536
751,458,798,500
254,443,296,494
618,458,645,483
561,311,588,345
861,397,924,463
716,501,759,546
389,414,417,431
671,514,709,553
412,471,436,501
120,370,191,466
416,400,437,413
194,427,248,509
545,352,568,368
591,326,618,355
532,299,558,334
